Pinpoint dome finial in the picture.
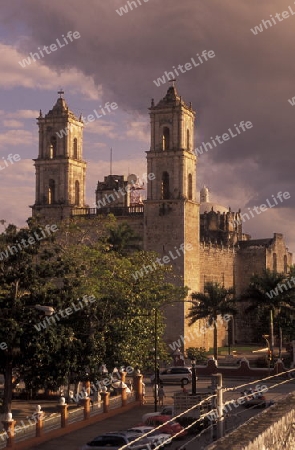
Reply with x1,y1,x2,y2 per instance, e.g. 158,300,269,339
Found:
200,185,209,203
168,79,176,88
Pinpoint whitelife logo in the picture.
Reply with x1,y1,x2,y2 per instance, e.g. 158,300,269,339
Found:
34,295,96,332
194,121,253,156
0,224,58,261
0,153,21,172
250,3,295,35
116,0,150,16
18,31,81,68
234,191,291,226
132,243,193,280
266,275,295,299
56,102,118,138
153,50,215,87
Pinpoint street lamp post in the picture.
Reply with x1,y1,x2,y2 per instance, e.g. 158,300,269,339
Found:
154,308,158,412
191,359,197,395
262,334,271,376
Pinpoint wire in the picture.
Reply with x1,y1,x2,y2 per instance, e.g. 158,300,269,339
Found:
119,368,295,449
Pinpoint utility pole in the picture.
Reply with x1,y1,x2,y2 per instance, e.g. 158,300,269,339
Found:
212,373,224,440
154,308,158,412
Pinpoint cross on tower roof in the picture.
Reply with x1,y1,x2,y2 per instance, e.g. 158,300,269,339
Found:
58,89,64,98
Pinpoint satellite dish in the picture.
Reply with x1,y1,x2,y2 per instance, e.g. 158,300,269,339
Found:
127,174,137,185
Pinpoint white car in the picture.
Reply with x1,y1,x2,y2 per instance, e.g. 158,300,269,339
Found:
150,367,192,385
127,427,172,448
142,406,174,424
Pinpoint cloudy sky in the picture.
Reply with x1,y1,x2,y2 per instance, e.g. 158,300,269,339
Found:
0,0,294,254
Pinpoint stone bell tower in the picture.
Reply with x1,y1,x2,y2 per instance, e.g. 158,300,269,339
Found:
31,91,86,221
144,83,200,348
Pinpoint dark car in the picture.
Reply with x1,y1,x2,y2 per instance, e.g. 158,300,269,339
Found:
80,432,150,450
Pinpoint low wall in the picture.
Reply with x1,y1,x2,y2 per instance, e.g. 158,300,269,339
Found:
196,358,286,378
207,394,295,449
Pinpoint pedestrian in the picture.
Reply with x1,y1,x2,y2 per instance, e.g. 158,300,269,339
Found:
181,381,187,394
158,385,166,406
69,390,75,403
141,382,146,405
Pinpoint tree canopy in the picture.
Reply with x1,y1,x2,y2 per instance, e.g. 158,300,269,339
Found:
0,218,187,412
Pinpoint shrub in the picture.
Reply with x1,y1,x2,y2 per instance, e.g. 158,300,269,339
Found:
185,347,207,364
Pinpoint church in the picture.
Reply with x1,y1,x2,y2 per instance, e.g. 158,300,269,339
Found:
31,85,293,349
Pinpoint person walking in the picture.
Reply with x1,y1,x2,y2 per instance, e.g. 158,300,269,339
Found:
141,382,146,405
158,385,166,406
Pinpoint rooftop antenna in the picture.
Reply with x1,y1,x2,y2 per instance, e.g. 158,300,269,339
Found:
58,89,64,98
168,79,176,88
110,147,112,175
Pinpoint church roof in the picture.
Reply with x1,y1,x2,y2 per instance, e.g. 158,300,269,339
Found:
238,238,274,248
44,92,80,121
200,202,229,214
151,85,193,111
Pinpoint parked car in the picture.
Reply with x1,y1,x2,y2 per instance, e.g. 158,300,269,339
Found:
240,389,267,409
127,426,172,447
79,432,150,450
150,367,192,385
142,406,174,423
142,415,186,438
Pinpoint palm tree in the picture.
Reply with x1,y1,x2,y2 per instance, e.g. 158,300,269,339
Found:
186,282,237,359
241,269,295,356
107,222,139,254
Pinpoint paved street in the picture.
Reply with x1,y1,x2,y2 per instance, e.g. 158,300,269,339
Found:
11,375,293,450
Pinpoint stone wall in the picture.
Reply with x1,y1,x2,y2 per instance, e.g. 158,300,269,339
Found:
199,244,236,291
207,394,295,449
197,244,236,350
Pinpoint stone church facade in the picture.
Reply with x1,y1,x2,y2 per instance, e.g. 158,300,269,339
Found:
31,86,293,349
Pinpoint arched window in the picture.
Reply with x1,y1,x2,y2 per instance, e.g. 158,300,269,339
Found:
162,127,170,150
188,173,193,200
284,255,288,273
273,253,277,272
50,136,57,158
161,172,170,199
48,179,55,204
73,138,78,159
186,129,190,150
75,180,80,205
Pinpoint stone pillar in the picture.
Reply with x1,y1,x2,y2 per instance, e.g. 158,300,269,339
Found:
35,406,44,437
85,380,91,396
36,416,43,437
100,389,110,413
2,416,16,448
117,383,128,407
134,373,143,401
81,397,91,420
120,371,127,383
57,398,68,428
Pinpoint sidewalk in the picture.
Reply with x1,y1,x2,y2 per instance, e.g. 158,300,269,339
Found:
2,391,160,450
29,402,155,450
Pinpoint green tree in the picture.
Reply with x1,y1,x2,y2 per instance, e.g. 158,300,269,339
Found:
0,221,87,412
241,269,295,348
186,282,236,359
107,221,140,254
0,219,188,412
